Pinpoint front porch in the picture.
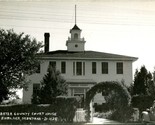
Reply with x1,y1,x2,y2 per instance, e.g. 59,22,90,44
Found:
67,79,96,107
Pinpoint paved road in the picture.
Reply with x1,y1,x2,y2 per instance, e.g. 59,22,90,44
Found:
87,117,119,124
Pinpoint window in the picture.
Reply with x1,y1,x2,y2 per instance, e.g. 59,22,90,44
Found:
73,62,85,75
74,88,85,94
117,62,123,74
74,33,78,39
83,62,85,75
102,62,108,74
76,62,82,75
61,62,66,74
36,63,40,73
49,61,56,69
92,62,96,74
33,84,40,96
73,62,75,75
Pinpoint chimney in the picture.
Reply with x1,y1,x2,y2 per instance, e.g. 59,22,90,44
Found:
44,33,50,53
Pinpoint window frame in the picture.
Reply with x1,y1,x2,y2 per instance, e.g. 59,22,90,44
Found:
61,61,66,74
76,62,82,75
33,83,40,95
74,33,78,39
102,62,108,74
73,61,85,76
92,62,97,74
36,63,41,73
49,61,56,69
116,62,123,74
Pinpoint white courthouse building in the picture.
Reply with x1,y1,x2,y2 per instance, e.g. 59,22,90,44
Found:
23,24,138,104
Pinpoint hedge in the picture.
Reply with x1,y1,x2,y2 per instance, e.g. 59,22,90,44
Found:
0,96,78,123
131,95,154,113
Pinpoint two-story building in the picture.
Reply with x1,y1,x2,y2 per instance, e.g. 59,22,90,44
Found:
23,24,138,104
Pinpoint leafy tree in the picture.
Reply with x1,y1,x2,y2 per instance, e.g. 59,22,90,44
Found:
127,83,134,96
133,65,153,96
0,80,9,102
32,65,68,104
0,29,42,103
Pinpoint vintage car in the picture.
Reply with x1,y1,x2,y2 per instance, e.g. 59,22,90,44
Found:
142,104,155,122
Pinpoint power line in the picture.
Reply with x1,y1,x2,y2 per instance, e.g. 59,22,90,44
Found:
0,23,70,30
1,9,155,25
1,6,155,24
0,2,155,27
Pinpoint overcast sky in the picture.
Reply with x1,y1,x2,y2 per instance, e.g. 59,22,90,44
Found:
1,0,155,74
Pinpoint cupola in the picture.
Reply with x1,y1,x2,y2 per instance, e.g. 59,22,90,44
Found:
66,24,86,52
66,5,86,52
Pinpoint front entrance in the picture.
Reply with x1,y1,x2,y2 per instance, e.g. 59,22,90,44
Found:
85,81,131,122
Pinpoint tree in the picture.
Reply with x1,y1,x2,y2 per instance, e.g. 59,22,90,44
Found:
133,65,153,95
0,80,9,102
32,65,68,104
0,29,42,103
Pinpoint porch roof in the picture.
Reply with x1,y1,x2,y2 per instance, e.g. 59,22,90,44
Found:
66,79,96,84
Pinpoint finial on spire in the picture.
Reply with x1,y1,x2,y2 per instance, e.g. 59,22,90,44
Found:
70,5,81,31
75,5,76,24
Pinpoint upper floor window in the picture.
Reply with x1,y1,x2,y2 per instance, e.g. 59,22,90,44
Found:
92,62,97,74
33,83,40,96
117,62,123,74
102,62,108,74
49,61,56,69
73,62,85,76
74,33,78,39
36,63,40,73
76,62,82,75
61,61,66,74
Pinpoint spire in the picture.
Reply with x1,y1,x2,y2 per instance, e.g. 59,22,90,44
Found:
70,5,81,31
75,4,76,25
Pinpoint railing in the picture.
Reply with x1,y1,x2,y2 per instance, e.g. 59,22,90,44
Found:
67,37,85,41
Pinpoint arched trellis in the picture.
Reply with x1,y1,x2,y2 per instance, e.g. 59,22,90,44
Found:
85,81,131,122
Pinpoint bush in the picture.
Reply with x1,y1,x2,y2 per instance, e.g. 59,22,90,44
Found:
108,106,134,122
0,104,56,123
55,96,78,122
0,96,78,123
131,95,154,113
0,104,55,112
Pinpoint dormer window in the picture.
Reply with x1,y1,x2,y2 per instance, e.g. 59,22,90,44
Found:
74,33,78,39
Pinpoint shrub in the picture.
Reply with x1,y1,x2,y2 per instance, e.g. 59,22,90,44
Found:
55,96,78,122
108,106,134,122
0,96,78,123
131,95,154,113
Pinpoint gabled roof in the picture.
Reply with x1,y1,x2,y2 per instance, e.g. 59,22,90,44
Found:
37,50,138,61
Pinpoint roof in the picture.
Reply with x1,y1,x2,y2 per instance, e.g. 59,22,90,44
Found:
71,24,81,30
37,50,138,61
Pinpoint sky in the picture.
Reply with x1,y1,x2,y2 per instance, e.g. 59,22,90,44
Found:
0,0,155,74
